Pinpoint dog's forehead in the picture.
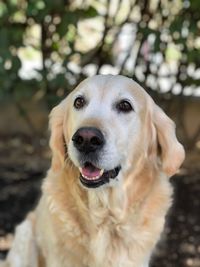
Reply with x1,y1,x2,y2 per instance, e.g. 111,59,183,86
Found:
73,75,147,106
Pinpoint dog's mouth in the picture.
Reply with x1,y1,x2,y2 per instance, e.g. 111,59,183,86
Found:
79,162,121,188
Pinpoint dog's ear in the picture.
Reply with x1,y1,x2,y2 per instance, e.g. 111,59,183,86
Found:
49,100,66,172
152,104,185,176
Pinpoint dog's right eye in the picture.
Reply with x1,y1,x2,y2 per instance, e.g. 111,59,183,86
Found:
116,100,133,113
74,96,86,109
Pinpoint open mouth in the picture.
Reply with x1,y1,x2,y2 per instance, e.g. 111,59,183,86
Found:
79,162,121,188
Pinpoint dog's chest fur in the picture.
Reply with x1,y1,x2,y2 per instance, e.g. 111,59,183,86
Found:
45,199,149,267
38,175,172,267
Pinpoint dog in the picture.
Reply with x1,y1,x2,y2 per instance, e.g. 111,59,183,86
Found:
1,75,185,267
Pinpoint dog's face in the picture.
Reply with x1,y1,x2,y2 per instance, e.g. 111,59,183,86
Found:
49,75,185,189
67,76,144,188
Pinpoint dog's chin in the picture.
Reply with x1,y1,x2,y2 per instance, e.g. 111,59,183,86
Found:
78,162,121,189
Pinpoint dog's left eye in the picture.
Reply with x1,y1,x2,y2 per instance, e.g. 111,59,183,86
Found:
116,100,133,113
74,96,86,109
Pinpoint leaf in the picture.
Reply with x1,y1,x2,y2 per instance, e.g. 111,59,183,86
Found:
187,49,200,63
0,2,8,18
11,56,22,72
79,6,98,19
153,32,161,52
0,28,9,49
26,0,48,22
190,0,200,10
169,17,183,33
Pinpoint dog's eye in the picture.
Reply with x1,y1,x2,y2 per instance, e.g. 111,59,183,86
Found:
116,100,133,113
74,96,86,109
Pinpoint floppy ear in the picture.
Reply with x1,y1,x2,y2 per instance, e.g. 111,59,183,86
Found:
49,100,66,172
152,104,185,176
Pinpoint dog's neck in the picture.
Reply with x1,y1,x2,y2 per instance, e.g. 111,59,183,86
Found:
85,156,157,222
44,157,156,227
86,184,127,221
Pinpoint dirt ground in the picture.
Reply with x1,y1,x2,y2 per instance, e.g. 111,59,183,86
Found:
0,135,199,267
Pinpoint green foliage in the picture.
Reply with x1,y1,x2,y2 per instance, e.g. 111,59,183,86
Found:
0,0,99,107
0,0,199,109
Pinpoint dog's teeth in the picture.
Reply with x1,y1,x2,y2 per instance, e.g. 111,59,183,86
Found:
79,168,104,180
100,169,104,176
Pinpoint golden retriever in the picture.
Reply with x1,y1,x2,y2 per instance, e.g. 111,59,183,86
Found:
1,75,185,267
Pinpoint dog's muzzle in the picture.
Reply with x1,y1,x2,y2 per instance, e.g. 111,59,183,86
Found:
72,127,121,188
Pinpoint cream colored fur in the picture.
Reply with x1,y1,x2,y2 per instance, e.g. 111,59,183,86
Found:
1,75,185,267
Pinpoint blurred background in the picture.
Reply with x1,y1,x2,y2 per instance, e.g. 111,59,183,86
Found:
0,0,199,266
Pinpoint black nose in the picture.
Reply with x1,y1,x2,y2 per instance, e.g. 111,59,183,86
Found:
72,127,105,153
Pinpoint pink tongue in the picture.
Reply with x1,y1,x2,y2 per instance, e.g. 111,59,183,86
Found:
82,166,101,179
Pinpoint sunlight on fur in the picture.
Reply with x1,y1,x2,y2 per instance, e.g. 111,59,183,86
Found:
0,75,185,267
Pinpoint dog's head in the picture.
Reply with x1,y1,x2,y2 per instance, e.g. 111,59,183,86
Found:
49,75,185,189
